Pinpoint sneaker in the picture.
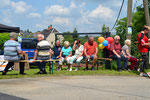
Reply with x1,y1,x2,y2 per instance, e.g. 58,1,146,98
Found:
2,71,6,75
143,73,149,77
147,72,150,77
57,68,62,71
137,68,140,72
91,67,94,71
75,68,78,71
36,71,43,74
20,73,26,75
85,67,88,71
42,70,47,74
117,68,121,72
122,68,127,71
69,68,72,71
140,72,144,76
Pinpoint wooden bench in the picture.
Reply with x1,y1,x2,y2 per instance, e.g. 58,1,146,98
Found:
0,58,59,74
97,58,142,70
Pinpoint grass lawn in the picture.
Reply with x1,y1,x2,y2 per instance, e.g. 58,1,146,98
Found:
1,64,150,79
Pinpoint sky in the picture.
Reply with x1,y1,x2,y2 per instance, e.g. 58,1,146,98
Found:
0,0,143,33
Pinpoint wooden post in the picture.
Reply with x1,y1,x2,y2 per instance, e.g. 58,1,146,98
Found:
14,62,19,71
14,54,30,71
143,0,150,63
126,0,133,41
24,54,30,70
143,0,150,38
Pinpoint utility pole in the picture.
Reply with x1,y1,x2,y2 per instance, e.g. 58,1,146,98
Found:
126,0,133,51
126,0,133,40
143,0,150,38
143,0,150,63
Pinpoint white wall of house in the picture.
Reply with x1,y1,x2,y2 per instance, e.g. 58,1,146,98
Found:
46,32,64,48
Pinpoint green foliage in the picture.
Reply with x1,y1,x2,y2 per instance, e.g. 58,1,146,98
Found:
115,4,150,58
115,17,127,46
72,28,79,39
0,33,10,50
102,24,107,33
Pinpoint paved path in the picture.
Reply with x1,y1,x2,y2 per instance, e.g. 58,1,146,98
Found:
0,76,150,100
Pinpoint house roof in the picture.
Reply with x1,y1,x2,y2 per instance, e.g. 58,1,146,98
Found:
41,28,59,39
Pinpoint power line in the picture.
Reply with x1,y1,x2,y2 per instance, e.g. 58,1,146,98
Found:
110,0,125,31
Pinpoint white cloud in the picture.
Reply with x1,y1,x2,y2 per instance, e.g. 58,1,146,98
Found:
35,24,47,29
2,17,11,24
70,1,77,8
1,9,12,24
52,17,71,26
11,1,32,14
0,0,10,8
28,13,41,18
44,5,70,16
89,4,114,20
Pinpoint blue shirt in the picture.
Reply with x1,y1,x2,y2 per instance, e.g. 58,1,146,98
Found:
62,46,72,57
53,45,62,57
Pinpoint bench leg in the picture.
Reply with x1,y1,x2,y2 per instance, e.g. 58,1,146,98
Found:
51,61,53,74
49,61,53,74
110,61,112,70
97,61,98,70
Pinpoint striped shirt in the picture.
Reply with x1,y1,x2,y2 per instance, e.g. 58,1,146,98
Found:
36,40,51,60
4,40,21,61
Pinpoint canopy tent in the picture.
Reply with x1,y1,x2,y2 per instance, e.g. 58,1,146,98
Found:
0,23,20,33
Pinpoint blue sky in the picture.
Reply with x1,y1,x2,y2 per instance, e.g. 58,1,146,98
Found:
0,0,143,33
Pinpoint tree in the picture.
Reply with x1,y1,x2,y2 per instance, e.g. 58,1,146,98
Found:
101,24,110,37
102,24,107,33
115,3,150,57
72,28,79,39
0,33,10,50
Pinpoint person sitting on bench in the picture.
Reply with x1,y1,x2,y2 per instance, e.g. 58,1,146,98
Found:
84,36,98,71
2,32,26,75
33,34,51,74
58,41,72,71
122,39,137,70
69,39,84,71
51,40,62,59
109,35,128,71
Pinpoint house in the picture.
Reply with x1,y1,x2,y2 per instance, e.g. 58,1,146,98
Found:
40,25,64,48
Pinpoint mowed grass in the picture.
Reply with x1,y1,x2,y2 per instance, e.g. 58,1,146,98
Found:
1,62,150,79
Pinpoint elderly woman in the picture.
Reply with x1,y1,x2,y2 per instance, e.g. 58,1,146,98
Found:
69,40,84,71
58,41,72,71
122,39,137,70
109,35,128,71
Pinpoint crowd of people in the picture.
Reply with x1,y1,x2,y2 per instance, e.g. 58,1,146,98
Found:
1,25,150,77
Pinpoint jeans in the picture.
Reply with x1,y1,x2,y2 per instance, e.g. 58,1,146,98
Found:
84,54,95,59
68,55,83,66
110,55,128,69
36,62,46,71
51,56,59,64
51,56,60,60
84,54,97,67
4,62,25,74
140,53,149,72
